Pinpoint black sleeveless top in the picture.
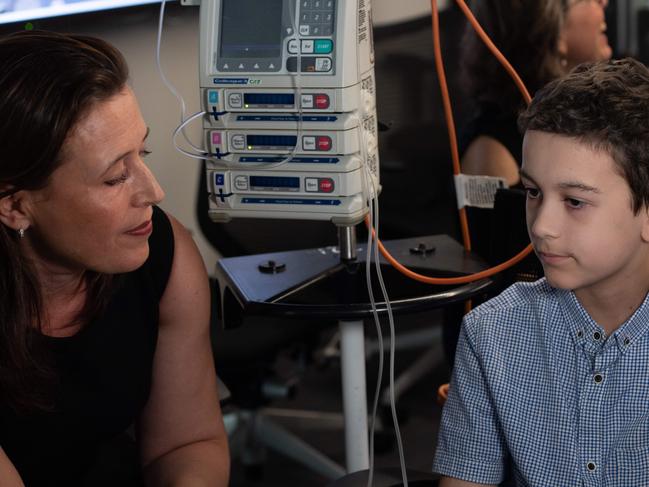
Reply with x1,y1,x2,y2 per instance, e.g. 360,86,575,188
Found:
0,206,174,486
461,103,524,262
461,102,523,167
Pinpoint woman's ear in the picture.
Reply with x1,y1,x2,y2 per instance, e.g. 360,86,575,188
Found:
0,189,32,232
557,31,568,59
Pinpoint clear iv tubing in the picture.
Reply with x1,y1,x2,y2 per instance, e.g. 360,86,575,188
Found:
365,166,409,487
173,110,210,161
354,112,409,485
157,0,204,155
364,0,535,286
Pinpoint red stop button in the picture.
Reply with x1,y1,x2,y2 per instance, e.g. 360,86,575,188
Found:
317,136,332,151
315,94,330,109
319,178,334,193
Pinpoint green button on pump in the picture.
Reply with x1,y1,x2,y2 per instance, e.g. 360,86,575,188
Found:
314,39,333,54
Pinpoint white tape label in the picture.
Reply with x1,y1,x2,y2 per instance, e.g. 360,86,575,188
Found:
454,173,508,209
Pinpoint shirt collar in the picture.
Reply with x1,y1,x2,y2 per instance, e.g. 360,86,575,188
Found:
557,286,649,355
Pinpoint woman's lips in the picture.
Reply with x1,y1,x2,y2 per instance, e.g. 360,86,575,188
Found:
125,220,153,236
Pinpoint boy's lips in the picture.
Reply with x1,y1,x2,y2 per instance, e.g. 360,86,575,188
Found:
536,250,570,265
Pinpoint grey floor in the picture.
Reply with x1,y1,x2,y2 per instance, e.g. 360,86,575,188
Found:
224,312,451,487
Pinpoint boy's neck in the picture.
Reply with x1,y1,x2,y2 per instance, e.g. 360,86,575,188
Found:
575,281,649,336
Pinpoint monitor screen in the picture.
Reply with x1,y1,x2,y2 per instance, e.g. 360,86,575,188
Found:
0,0,165,25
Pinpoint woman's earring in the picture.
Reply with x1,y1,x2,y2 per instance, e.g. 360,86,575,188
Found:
18,228,25,239
560,57,568,68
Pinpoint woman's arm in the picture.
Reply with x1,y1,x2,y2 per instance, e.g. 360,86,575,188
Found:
440,477,495,487
0,448,25,487
138,213,230,487
461,135,521,187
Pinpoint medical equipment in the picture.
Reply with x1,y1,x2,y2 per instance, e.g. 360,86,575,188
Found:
183,0,380,224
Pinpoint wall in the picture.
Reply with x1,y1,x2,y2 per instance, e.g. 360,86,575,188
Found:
372,0,449,26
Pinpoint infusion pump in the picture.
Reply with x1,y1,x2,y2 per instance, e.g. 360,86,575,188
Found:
185,0,380,224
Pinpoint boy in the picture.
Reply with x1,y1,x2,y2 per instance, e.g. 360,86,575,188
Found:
433,58,649,486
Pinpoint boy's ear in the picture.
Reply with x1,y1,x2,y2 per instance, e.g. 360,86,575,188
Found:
0,189,33,232
641,206,649,243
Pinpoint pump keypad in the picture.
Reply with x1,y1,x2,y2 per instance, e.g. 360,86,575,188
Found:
299,0,336,36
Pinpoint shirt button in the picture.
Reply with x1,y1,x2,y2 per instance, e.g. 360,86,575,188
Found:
594,373,604,384
624,337,631,346
587,462,597,471
593,332,601,341
577,330,583,338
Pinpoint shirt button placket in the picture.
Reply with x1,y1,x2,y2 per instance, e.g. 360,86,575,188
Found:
580,349,605,485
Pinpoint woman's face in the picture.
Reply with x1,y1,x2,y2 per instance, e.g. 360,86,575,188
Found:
22,87,165,276
561,0,612,69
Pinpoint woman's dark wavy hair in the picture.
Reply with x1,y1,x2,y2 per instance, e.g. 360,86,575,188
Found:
461,0,569,113
0,30,129,412
519,58,649,214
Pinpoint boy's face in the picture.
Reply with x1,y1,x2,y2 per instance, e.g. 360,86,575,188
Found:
521,130,649,300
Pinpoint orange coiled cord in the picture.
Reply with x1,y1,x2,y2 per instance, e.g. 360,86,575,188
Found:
364,0,535,286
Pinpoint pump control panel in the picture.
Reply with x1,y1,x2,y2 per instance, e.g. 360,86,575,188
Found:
194,0,380,224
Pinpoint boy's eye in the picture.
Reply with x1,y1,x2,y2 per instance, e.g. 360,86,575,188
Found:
140,149,152,158
565,197,586,209
524,187,540,199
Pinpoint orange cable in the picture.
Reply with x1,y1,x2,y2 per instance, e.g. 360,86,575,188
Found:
431,0,471,251
364,0,535,285
368,222,531,285
454,0,532,105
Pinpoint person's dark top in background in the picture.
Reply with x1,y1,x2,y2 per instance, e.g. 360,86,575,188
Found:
460,102,523,262
0,205,174,487
461,102,522,168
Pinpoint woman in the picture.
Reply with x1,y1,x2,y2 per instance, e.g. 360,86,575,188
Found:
460,0,612,187
0,31,229,486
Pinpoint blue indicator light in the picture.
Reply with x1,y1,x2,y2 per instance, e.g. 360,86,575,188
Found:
208,91,219,104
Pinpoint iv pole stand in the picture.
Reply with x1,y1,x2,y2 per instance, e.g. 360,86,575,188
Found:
213,219,494,479
337,225,370,473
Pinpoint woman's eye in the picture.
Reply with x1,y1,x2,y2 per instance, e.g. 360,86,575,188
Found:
105,173,129,186
140,149,152,158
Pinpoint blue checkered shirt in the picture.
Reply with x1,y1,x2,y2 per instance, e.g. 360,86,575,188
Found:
433,278,649,486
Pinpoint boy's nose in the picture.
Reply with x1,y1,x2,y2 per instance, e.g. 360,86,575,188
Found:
528,203,559,240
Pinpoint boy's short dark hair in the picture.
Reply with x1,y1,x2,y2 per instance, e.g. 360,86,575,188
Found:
518,58,649,213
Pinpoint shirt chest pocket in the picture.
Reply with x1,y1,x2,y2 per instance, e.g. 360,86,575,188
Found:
617,413,649,451
607,415,649,484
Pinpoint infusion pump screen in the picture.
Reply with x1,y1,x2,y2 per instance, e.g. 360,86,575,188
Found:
219,0,284,59
213,0,337,73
